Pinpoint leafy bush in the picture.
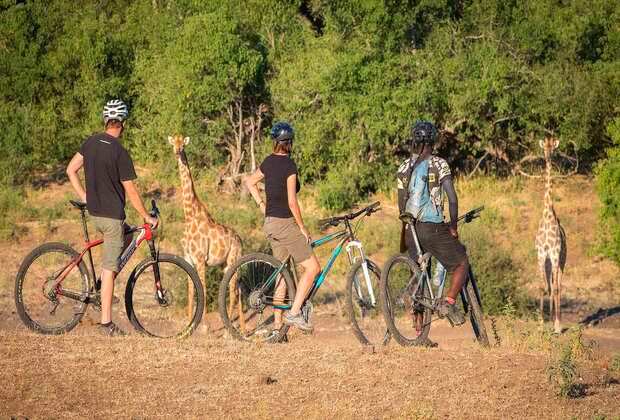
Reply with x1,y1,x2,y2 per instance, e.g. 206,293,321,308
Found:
595,118,620,264
460,208,531,315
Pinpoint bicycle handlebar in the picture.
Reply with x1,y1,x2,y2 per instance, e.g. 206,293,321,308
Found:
318,201,381,230
457,206,484,224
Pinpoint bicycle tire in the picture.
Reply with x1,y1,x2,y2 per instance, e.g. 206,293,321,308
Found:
218,252,296,343
345,259,386,346
15,242,90,335
463,274,490,347
125,253,204,338
380,254,432,346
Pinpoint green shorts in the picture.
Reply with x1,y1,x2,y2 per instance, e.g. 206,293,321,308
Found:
263,217,313,264
92,216,129,272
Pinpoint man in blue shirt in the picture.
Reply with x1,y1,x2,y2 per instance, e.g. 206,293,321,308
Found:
397,121,468,327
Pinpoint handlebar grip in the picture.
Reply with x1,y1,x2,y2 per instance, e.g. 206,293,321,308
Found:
150,199,160,217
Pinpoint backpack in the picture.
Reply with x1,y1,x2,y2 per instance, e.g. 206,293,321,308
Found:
404,158,443,223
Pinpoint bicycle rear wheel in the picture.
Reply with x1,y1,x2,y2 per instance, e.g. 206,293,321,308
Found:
380,254,432,346
218,253,296,343
15,242,90,335
125,253,204,338
346,259,388,346
462,271,490,347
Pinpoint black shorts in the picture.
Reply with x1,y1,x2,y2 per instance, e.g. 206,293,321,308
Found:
413,222,468,272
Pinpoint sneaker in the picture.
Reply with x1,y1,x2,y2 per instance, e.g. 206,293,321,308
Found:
283,311,314,332
437,301,465,326
98,322,127,337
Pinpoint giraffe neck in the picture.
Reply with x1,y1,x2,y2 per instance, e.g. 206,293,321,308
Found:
543,155,555,218
176,151,205,219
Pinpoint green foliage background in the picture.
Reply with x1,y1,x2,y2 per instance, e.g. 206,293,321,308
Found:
0,0,618,232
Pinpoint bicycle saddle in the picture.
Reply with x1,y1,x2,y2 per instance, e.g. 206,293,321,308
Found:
69,200,87,210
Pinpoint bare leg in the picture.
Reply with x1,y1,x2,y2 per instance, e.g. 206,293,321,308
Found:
446,258,469,301
100,268,117,324
273,275,287,329
290,255,321,315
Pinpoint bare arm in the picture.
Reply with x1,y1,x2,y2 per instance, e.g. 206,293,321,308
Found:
244,169,266,214
66,153,86,202
122,180,158,227
441,176,459,237
287,174,310,242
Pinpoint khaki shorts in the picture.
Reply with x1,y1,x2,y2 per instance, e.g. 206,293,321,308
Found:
264,217,313,264
92,216,129,272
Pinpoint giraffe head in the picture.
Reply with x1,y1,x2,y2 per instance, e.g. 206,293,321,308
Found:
539,136,559,161
168,135,190,155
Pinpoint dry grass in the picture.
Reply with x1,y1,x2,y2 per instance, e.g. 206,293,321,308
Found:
1,317,619,419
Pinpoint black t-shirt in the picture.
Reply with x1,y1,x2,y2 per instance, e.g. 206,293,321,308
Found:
79,133,137,220
259,154,300,218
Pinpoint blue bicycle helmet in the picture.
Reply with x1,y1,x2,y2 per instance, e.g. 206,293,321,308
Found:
270,121,294,143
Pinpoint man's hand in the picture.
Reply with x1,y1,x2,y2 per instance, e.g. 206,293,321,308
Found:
259,201,266,215
449,224,458,239
145,215,159,229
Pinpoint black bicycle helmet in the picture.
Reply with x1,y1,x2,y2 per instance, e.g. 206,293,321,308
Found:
270,121,294,143
411,120,438,146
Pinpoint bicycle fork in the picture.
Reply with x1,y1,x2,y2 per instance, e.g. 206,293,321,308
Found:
346,240,377,307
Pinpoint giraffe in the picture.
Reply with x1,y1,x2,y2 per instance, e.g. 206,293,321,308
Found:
168,135,245,331
535,137,567,334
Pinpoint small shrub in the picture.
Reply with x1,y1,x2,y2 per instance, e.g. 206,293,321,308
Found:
610,353,620,373
546,327,589,398
460,212,530,315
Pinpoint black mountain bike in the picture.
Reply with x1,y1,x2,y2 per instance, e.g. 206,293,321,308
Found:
379,207,489,347
15,200,204,338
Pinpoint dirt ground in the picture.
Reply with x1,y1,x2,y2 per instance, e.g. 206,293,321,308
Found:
2,303,620,419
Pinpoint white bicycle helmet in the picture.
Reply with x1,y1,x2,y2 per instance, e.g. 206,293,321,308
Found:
102,99,128,124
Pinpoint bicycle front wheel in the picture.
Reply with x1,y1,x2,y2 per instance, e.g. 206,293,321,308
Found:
125,253,204,338
15,242,90,335
462,272,490,347
346,259,388,346
380,254,432,346
218,253,296,343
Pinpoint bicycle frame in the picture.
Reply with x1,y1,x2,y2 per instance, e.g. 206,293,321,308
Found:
404,207,484,313
51,207,158,303
261,218,370,311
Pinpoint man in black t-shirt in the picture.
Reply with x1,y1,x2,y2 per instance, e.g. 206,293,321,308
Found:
66,99,157,336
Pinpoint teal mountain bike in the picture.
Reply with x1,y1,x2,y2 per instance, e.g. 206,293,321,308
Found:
218,202,387,345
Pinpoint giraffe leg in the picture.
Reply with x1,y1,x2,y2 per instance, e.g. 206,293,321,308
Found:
538,270,546,327
226,244,244,334
554,267,562,334
549,271,555,330
184,253,195,322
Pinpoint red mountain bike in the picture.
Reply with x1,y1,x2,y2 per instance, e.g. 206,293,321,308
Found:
14,200,204,338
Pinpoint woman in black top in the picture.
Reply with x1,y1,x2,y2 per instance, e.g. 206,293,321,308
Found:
245,122,321,333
